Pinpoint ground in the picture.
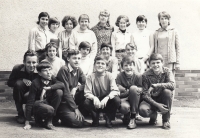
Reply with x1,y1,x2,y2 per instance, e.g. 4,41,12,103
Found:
0,98,200,138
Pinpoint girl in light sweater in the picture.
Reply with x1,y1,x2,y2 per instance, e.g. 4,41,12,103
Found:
76,14,98,60
42,42,65,76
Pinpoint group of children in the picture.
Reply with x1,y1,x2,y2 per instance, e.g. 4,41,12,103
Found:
7,10,177,131
8,39,175,130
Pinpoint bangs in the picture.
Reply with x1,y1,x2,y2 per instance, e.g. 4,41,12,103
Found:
36,61,52,72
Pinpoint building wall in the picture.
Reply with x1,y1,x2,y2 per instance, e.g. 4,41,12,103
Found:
0,0,200,71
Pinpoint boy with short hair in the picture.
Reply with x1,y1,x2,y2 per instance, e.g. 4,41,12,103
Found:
56,49,87,127
79,41,94,76
99,43,118,79
125,43,145,74
7,50,38,124
84,56,121,128
139,53,175,129
24,61,64,130
116,55,143,129
42,42,65,76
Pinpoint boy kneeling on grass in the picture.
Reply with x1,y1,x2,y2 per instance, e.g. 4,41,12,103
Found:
116,55,143,129
139,53,175,129
84,56,121,128
24,61,64,130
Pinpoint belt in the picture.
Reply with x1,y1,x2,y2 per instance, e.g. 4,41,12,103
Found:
115,49,125,53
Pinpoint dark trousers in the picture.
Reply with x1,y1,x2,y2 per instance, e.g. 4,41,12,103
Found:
84,96,121,123
56,89,85,127
56,103,84,128
119,86,141,115
33,89,63,124
13,80,29,116
139,89,173,122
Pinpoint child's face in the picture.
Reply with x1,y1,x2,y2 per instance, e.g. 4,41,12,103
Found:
94,60,107,73
80,47,90,57
24,56,38,73
99,14,108,24
100,47,111,57
122,61,135,76
119,18,127,30
137,20,146,30
50,23,59,32
67,54,81,69
39,16,48,28
47,46,57,59
149,60,163,73
126,45,136,56
79,18,89,30
159,16,169,28
39,68,52,80
65,20,73,32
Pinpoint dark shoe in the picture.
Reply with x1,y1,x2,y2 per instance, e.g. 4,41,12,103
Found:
52,117,60,126
91,111,99,127
91,121,99,127
162,121,171,129
149,119,157,125
122,113,130,125
149,111,157,125
127,119,137,129
16,116,25,124
105,114,113,128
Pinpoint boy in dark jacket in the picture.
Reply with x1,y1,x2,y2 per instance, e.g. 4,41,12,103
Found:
116,55,143,129
24,61,64,130
7,50,38,124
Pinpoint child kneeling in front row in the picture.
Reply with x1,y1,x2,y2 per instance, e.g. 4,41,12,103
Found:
116,55,143,129
139,53,175,129
84,56,121,128
24,61,64,130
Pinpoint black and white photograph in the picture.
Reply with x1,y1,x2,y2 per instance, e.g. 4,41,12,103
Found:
0,0,200,137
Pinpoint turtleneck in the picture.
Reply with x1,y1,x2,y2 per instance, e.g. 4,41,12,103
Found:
120,29,126,33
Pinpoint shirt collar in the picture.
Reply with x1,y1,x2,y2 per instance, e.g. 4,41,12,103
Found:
37,25,46,31
116,28,130,33
156,26,174,32
68,64,78,75
20,66,38,73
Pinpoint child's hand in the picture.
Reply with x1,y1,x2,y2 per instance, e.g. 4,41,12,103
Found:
43,86,51,90
147,86,154,94
23,79,32,86
70,88,77,98
93,96,101,109
24,121,31,130
40,89,46,101
100,96,109,109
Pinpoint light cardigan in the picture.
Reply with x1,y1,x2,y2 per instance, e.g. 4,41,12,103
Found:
58,30,78,50
154,27,180,65
76,28,98,60
28,25,51,51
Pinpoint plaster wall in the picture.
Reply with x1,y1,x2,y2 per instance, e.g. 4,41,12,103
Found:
0,0,200,70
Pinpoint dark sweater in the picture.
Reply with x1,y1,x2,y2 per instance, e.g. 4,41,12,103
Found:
116,71,142,98
7,64,38,87
57,65,86,111
25,76,64,120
